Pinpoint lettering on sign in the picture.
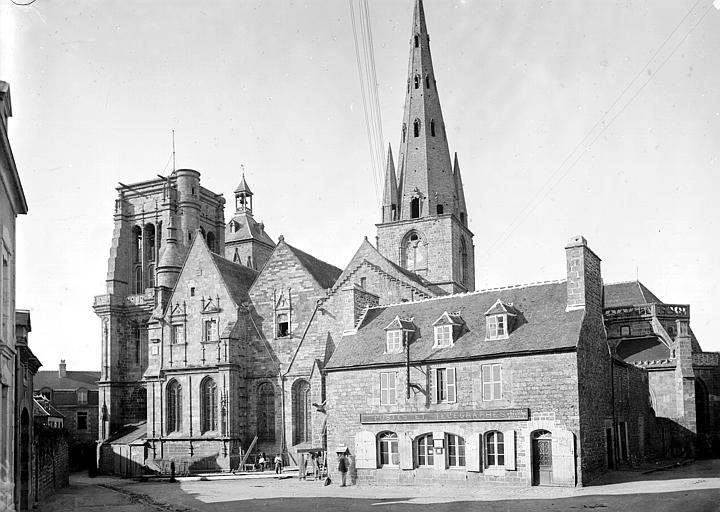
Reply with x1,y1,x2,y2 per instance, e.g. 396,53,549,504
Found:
360,408,529,424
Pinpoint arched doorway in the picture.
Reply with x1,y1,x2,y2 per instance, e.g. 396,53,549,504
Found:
531,430,552,486
20,408,30,509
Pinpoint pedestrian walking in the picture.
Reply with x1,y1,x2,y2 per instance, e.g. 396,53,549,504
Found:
258,454,265,472
274,453,283,474
338,453,348,487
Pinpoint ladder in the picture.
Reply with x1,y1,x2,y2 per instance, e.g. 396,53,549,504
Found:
239,435,259,470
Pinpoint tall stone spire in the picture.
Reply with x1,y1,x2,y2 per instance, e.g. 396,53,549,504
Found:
396,0,455,220
376,0,475,294
453,153,467,226
381,144,398,223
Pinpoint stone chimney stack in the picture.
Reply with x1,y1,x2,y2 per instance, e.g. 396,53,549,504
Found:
59,359,67,378
341,283,379,333
565,235,603,315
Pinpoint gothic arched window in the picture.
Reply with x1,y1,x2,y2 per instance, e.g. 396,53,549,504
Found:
134,267,143,294
460,237,468,286
292,380,311,444
145,224,155,262
414,75,420,89
166,379,182,434
206,232,216,253
410,197,420,219
402,123,407,142
430,119,436,137
414,34,419,48
146,264,155,289
200,377,217,433
425,75,431,89
132,226,142,264
413,119,420,137
401,232,427,272
257,382,275,441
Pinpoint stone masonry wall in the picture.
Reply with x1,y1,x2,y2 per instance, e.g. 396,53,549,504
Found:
34,426,68,502
326,351,580,486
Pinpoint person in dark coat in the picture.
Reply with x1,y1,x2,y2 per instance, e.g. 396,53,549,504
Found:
337,453,348,487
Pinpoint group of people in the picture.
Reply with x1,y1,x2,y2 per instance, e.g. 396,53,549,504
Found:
256,452,284,474
254,450,350,487
296,452,323,481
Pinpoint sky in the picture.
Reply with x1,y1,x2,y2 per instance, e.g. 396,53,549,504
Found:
1,0,718,372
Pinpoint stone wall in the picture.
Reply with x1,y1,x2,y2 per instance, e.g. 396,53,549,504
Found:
34,426,68,502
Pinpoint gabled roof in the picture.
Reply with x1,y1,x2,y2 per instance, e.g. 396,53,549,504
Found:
330,238,446,299
210,252,259,305
604,281,662,308
226,211,275,247
484,299,520,317
327,280,583,370
105,421,147,445
384,316,416,331
284,241,342,290
35,371,100,391
432,311,463,326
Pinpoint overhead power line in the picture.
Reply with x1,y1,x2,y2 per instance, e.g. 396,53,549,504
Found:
481,0,715,259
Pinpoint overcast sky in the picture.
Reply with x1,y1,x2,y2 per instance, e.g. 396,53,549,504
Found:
1,0,718,371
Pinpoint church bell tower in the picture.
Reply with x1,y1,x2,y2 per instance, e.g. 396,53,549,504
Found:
376,0,475,294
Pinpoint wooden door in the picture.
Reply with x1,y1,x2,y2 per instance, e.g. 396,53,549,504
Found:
532,432,553,486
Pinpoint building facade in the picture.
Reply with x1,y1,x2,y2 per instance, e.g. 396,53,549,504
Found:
35,362,100,471
0,81,30,511
96,0,719,485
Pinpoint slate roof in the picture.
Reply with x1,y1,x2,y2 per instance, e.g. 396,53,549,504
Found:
210,252,259,305
327,280,584,370
35,371,100,391
105,421,147,445
226,212,275,247
604,281,662,308
285,243,342,289
33,397,64,419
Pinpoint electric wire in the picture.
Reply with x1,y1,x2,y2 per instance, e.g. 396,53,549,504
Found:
481,0,713,259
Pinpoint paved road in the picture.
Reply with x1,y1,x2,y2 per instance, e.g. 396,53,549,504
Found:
37,459,720,512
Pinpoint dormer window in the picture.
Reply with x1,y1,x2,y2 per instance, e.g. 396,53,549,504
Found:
386,330,402,353
383,316,415,354
434,325,452,347
486,315,506,339
484,300,519,340
432,311,463,348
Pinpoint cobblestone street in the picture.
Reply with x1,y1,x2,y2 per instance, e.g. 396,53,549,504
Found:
36,459,720,512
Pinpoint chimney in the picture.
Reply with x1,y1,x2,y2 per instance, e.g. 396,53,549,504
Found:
565,235,602,314
341,283,379,333
59,359,67,378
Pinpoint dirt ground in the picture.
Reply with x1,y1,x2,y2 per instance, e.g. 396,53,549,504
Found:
37,458,720,512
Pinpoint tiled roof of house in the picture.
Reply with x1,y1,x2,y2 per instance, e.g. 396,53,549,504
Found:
604,281,662,308
33,397,64,419
35,371,100,391
327,280,584,369
210,252,259,305
105,421,147,445
285,242,342,290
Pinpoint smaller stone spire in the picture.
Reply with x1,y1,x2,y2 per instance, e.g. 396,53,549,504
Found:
381,144,398,223
453,153,467,225
156,212,183,290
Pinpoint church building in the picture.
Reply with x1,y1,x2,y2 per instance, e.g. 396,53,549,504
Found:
95,0,719,486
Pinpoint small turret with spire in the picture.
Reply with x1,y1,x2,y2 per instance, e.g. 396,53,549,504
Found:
224,169,275,270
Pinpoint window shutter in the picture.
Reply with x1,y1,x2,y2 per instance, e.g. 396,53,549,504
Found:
354,430,377,469
503,429,516,470
429,367,437,404
552,429,576,486
399,434,413,470
380,373,387,405
447,368,457,403
466,432,481,472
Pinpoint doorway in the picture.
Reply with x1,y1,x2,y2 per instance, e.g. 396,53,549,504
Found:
531,430,552,486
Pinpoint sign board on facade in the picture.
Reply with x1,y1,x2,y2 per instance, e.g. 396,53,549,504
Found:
360,408,529,424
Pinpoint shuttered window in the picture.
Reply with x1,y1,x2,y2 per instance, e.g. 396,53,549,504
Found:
380,372,397,405
482,364,502,401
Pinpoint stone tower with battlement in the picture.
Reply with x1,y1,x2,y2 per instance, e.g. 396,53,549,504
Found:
93,169,225,440
376,0,475,294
